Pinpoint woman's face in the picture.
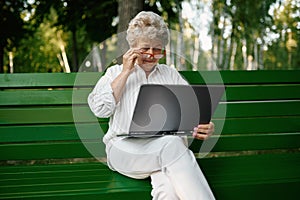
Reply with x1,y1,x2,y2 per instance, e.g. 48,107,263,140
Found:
135,38,164,74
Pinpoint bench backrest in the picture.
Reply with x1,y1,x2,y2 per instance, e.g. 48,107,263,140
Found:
0,70,300,161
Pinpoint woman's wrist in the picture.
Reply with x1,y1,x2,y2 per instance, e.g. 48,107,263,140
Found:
121,68,132,76
121,65,135,76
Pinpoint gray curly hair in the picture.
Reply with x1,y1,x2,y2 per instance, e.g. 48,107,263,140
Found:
126,11,170,48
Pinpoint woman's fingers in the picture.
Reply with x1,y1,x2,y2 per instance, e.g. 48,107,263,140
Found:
122,48,141,72
192,122,215,140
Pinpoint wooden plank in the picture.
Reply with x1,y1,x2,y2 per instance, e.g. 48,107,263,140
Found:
0,123,108,143
1,71,299,89
1,85,299,106
0,106,103,125
189,132,300,152
180,70,300,85
0,117,300,143
1,113,299,144
214,100,300,118
213,116,300,135
1,116,299,143
1,130,299,161
0,191,152,200
0,142,103,160
1,101,300,125
0,89,92,105
224,85,300,101
0,73,103,88
0,162,105,173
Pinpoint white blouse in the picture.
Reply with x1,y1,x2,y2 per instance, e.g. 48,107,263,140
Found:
88,63,188,144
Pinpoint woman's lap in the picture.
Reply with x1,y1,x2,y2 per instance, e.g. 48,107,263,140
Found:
106,135,188,179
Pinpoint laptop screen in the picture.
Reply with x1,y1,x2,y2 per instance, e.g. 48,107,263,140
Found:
128,84,225,136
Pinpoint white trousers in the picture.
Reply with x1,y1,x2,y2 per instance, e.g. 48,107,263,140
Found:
106,135,215,200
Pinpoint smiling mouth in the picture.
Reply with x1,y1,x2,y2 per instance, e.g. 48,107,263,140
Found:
143,59,156,63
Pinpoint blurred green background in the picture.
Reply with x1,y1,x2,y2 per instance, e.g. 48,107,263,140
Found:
1,0,299,73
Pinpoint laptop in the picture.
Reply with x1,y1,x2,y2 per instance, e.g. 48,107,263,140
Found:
119,84,225,137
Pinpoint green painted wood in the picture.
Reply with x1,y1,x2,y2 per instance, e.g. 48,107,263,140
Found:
0,116,299,143
0,106,106,125
0,123,108,143
0,73,103,88
200,153,300,200
0,189,151,200
212,181,300,200
1,85,299,106
213,116,300,135
199,153,300,186
1,71,300,89
0,89,92,105
0,71,299,200
213,100,300,118
0,179,151,200
180,70,300,84
1,131,299,160
0,162,106,173
0,174,150,194
1,101,300,125
0,153,299,200
224,85,300,101
189,132,300,152
0,142,100,160
0,162,151,200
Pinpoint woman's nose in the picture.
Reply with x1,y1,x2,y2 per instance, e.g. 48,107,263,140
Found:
148,48,154,54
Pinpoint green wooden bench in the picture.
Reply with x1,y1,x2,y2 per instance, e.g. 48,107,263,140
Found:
0,70,299,200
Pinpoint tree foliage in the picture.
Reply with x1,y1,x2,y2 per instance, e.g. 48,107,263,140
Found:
13,8,69,72
1,0,300,72
209,0,300,70
0,0,31,72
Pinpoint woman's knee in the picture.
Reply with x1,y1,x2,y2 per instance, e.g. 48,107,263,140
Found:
159,136,189,167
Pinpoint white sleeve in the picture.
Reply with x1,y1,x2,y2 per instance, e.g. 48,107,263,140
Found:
87,68,117,118
171,67,189,85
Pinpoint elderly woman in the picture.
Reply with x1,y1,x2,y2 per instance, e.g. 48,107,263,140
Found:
88,11,215,200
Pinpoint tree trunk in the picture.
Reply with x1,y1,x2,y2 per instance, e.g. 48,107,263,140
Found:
211,34,218,69
8,51,13,73
258,32,264,70
224,23,236,70
242,39,247,70
117,0,143,64
230,41,237,70
192,36,200,71
100,41,107,71
176,8,186,71
0,45,4,73
71,29,79,72
253,40,258,70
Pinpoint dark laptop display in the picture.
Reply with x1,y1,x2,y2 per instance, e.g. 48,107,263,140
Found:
122,84,225,137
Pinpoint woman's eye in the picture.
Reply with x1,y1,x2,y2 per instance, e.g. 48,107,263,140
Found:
140,48,150,52
153,48,162,53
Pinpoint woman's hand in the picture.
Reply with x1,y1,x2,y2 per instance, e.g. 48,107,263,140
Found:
122,48,141,74
111,48,141,103
192,122,215,140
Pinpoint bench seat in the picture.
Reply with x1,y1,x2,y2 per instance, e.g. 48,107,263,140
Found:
1,153,299,199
